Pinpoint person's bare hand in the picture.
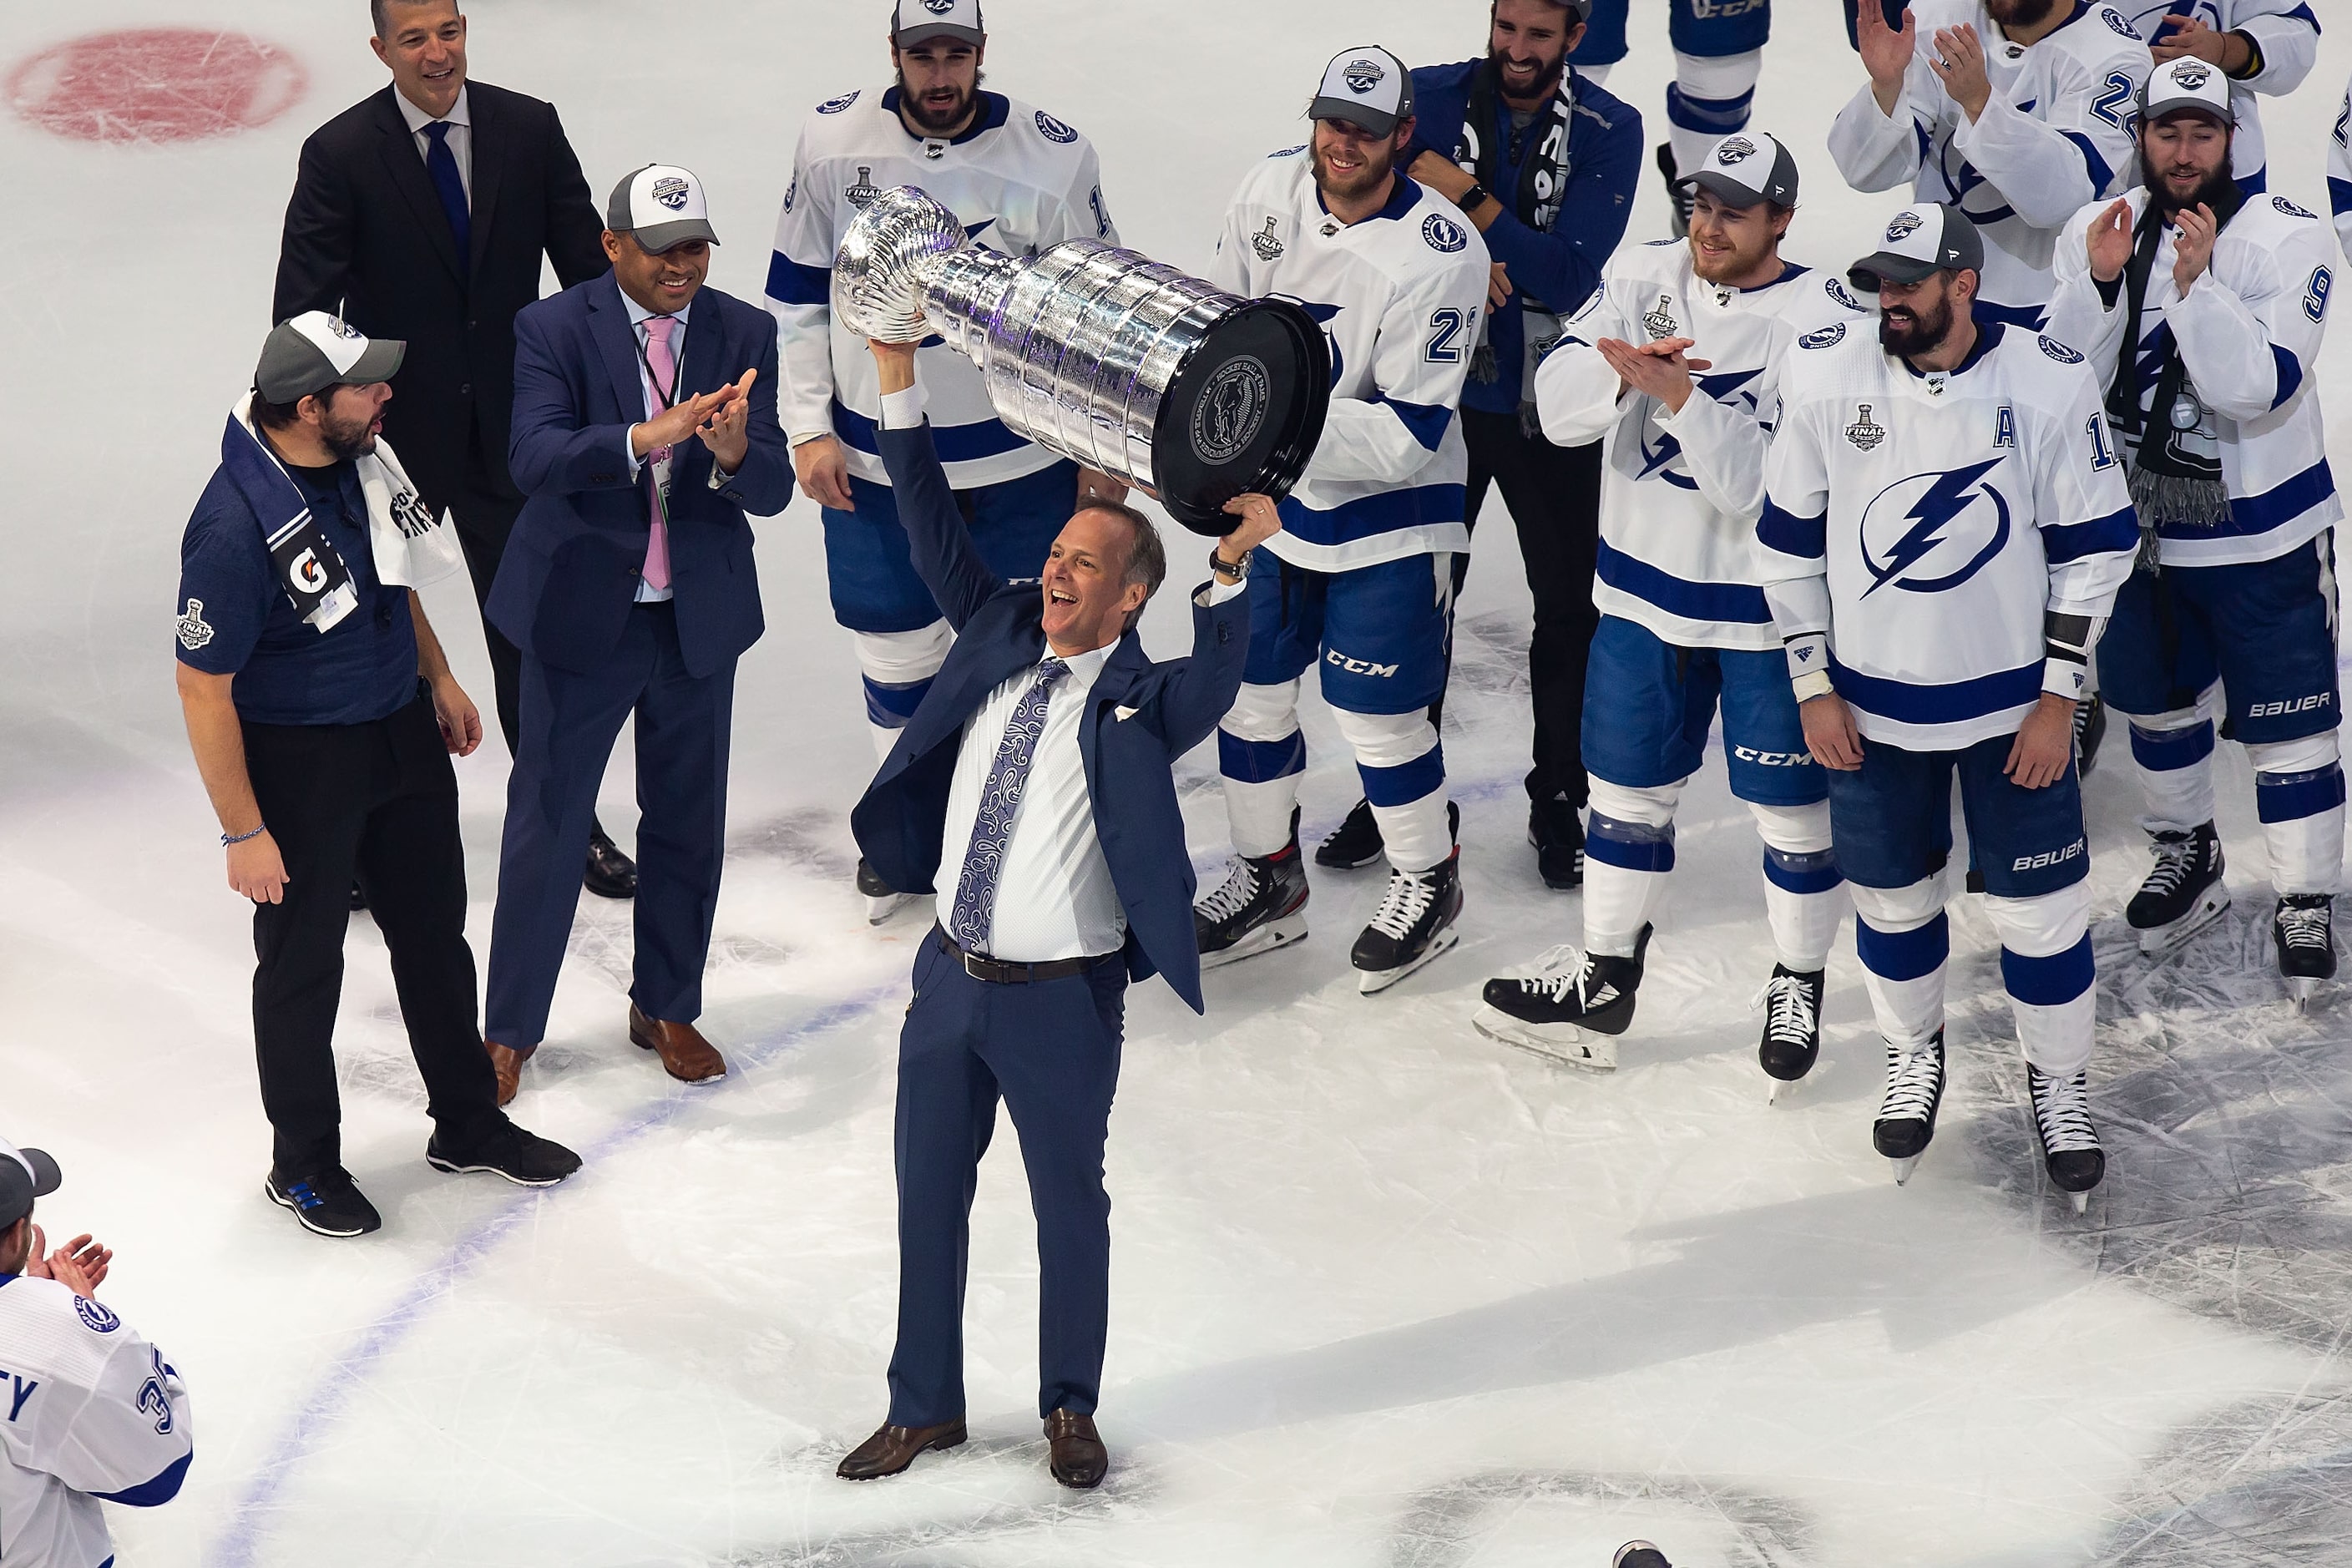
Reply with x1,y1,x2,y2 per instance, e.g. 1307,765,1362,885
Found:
634,387,731,459
2151,13,2235,68
1932,23,1992,120
1802,691,1864,771
1488,262,1514,312
1219,493,1284,555
2086,197,2134,284
1408,149,1478,208
695,368,757,473
792,435,854,511
229,831,290,905
1597,336,1712,413
2005,694,2077,789
430,678,482,757
2172,202,2218,294
48,1235,110,1297
1859,1,1920,111
1076,468,1130,508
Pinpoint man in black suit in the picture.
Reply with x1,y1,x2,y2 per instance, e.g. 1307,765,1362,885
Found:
273,0,635,899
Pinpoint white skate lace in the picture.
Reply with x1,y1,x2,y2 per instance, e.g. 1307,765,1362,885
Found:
2138,832,2196,900
1879,1040,1944,1123
2028,1067,2100,1155
1367,866,1438,942
2278,898,2333,953
1196,858,1264,923
1513,943,1599,1002
1758,973,1818,1045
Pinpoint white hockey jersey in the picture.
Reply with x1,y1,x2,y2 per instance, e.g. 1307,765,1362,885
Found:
766,87,1117,490
0,1277,193,1568
2332,74,2352,260
1206,150,1490,573
1535,240,1870,651
2045,187,2340,569
1828,0,2151,323
1759,323,2137,751
2112,0,2318,186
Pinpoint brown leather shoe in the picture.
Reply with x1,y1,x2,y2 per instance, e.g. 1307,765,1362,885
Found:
628,1005,726,1085
483,1042,534,1108
835,1418,967,1480
1044,1409,1108,1490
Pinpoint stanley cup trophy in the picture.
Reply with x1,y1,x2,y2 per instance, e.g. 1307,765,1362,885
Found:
833,185,1331,537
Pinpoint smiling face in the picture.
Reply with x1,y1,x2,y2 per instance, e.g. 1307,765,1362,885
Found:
1313,117,1409,209
1039,508,1149,653
1688,190,1789,286
893,38,984,136
372,0,468,119
604,232,710,316
2139,112,2233,216
1875,270,1972,357
1488,0,1585,104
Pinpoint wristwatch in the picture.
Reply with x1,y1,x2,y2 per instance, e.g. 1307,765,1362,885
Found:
1459,180,1492,214
1210,544,1251,582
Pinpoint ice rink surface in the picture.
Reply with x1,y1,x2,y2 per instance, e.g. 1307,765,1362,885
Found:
8,1,2352,1562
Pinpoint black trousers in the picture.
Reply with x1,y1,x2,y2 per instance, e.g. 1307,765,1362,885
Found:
1460,407,1604,810
448,428,529,756
244,692,506,1176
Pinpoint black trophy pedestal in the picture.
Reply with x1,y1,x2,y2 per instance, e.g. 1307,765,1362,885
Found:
1150,299,1331,537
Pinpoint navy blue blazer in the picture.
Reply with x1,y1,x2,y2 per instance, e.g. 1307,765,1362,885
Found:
491,272,794,679
852,422,1249,1014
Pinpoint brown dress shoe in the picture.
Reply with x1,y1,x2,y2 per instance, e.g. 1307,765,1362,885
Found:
836,1418,966,1480
483,1042,534,1108
1044,1409,1107,1490
628,1005,726,1085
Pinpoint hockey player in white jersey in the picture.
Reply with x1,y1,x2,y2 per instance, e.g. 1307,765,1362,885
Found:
1193,47,1491,994
1474,133,1864,1083
2332,73,2352,260
1759,205,2137,1206
766,0,1124,919
0,1139,193,1568
1832,0,2149,328
2120,0,2319,193
2046,58,2344,999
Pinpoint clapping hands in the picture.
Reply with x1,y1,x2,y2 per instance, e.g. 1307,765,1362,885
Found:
24,1226,111,1300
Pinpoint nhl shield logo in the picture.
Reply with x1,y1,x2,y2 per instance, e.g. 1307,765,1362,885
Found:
1846,403,1887,451
1252,216,1285,260
1642,293,1678,340
1343,58,1386,94
1716,136,1757,164
1885,211,1924,243
845,165,882,206
651,176,690,211
2171,60,2212,90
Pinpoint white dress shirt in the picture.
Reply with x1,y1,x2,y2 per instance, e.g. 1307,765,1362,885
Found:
394,84,472,201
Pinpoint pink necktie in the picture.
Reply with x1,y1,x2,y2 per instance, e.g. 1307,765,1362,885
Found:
641,315,677,592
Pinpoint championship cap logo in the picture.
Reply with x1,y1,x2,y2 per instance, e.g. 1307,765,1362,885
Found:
2171,60,2211,90
1846,402,1886,452
1343,58,1385,94
1885,211,1925,243
652,175,690,211
326,316,362,341
1716,136,1757,164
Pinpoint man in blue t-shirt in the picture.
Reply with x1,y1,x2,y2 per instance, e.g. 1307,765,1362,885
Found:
174,316,580,1240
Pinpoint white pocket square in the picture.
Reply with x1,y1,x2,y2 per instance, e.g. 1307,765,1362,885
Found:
1115,706,1141,722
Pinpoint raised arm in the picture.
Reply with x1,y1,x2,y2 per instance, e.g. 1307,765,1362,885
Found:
1947,38,2146,230
1150,495,1280,754
2042,197,2135,387
869,340,1004,631
1828,3,1938,195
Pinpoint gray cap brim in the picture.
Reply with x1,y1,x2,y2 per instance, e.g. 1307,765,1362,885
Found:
627,219,721,253
1846,254,1950,291
1309,96,1403,137
255,332,406,404
895,22,984,46
2143,98,2234,127
1678,170,1775,209
0,1147,60,1230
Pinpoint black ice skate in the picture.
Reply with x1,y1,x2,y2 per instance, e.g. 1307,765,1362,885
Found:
1353,849,1464,994
1530,795,1586,891
1195,812,1311,970
2274,893,2337,1009
857,857,917,926
1616,1545,1675,1568
2073,694,2107,777
2126,822,2228,954
2027,1065,2104,1215
1656,144,1692,239
1314,797,1383,869
1874,1031,1946,1186
1757,964,1825,1100
1472,926,1651,1071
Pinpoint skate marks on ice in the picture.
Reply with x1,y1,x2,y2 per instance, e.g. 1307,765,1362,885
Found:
1385,1468,1814,1568
2093,1387,2352,1565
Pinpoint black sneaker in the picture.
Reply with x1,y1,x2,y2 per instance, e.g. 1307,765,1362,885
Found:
1473,926,1651,1070
857,857,918,926
1195,810,1311,970
266,1167,382,1238
1314,798,1384,870
1353,850,1464,994
1529,796,1585,890
2073,695,2107,777
1657,143,1693,239
427,1123,583,1188
1875,1031,1946,1185
2274,893,2337,1008
2126,822,2228,954
2027,1064,2104,1212
1757,964,1825,1092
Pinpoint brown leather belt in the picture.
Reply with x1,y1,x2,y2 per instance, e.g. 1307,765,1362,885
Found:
934,927,1120,985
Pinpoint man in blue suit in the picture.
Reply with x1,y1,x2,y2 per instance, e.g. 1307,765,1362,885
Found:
483,165,794,1102
836,337,1277,1490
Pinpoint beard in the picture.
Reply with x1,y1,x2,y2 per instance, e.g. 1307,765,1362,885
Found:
321,405,380,463
1879,292,1956,357
1984,0,2058,25
1488,41,1563,102
897,70,977,135
1313,139,1397,205
1692,222,1775,284
2137,145,2234,220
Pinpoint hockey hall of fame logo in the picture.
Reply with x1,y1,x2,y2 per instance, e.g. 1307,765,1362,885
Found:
1859,458,2012,598
1191,353,1272,465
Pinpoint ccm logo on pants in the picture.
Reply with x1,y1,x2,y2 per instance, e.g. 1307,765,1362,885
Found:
1326,649,1399,678
1732,746,1811,767
2249,695,2333,719
2013,838,2087,873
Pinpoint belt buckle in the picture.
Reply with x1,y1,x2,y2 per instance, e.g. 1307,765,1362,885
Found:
961,950,988,981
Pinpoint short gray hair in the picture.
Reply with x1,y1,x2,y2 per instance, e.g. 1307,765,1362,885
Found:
1077,499,1166,628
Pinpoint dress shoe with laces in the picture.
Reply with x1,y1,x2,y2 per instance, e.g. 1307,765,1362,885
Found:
1044,1409,1108,1490
584,824,638,900
484,1041,534,1107
836,1418,967,1480
629,1004,726,1085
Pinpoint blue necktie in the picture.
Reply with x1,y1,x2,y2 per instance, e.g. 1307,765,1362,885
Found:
422,121,471,272
948,657,1070,953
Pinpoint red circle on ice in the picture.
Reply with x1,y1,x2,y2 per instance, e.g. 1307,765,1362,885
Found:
6,28,307,144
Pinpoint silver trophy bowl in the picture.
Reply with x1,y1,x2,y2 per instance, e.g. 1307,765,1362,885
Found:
834,185,1329,535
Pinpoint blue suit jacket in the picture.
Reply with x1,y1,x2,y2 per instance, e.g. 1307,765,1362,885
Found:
852,423,1249,1014
491,272,794,679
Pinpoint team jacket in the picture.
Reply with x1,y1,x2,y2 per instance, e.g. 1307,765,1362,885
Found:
1206,151,1490,573
2044,187,2340,569
1828,0,2151,322
1758,322,2138,751
0,1277,193,1568
766,87,1116,491
1536,240,1870,651
2113,0,2319,189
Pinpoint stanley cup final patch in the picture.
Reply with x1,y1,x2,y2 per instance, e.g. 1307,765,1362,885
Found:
176,598,215,650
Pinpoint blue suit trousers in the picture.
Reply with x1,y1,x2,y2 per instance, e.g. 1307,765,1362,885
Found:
888,931,1126,1426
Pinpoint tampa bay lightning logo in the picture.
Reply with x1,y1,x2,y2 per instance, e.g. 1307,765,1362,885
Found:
1035,110,1079,144
1799,322,1847,350
817,90,860,114
2274,195,2319,220
2037,334,2084,364
1422,215,1468,253
1638,368,1760,490
2103,6,2142,38
75,1297,120,1334
1860,460,2012,598
1824,276,1864,312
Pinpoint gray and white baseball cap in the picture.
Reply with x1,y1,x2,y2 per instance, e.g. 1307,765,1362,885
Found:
0,1137,61,1232
2140,55,2235,126
607,164,721,253
1849,202,1984,291
1677,130,1799,209
1310,46,1414,138
256,311,406,405
893,0,984,48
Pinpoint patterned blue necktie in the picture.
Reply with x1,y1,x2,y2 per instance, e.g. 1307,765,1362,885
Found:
422,121,472,272
948,657,1070,953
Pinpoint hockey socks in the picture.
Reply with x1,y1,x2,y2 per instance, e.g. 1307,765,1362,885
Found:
1665,48,1761,179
